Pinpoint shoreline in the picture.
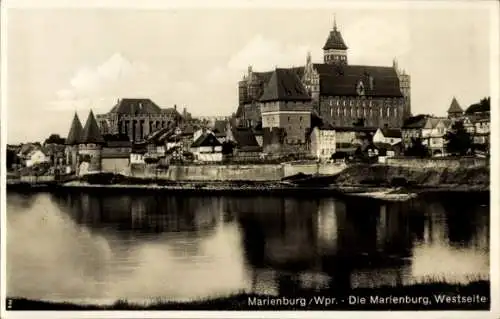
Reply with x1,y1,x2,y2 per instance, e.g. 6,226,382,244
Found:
6,179,489,201
5,280,490,311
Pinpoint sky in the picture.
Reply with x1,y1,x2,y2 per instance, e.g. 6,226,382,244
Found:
3,3,495,144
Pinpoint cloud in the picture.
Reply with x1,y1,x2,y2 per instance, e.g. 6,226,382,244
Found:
345,16,411,66
227,35,322,72
49,52,195,113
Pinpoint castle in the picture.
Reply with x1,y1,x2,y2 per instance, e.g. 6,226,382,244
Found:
235,18,411,130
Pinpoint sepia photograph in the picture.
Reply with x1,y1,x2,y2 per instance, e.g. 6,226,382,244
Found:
1,0,499,318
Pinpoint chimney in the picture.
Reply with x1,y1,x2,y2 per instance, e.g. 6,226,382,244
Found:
174,104,177,110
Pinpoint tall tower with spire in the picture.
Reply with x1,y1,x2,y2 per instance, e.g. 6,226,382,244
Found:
323,15,348,65
65,112,83,173
78,110,105,175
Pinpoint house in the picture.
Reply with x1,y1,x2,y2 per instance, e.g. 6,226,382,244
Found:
26,149,50,168
375,142,403,163
190,131,223,162
334,126,377,153
372,128,402,146
310,124,336,160
101,134,132,174
213,120,229,143
130,143,147,165
401,115,429,150
463,98,490,151
226,126,262,161
421,117,451,157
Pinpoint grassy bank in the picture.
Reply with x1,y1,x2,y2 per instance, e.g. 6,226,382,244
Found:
332,164,489,191
7,280,490,311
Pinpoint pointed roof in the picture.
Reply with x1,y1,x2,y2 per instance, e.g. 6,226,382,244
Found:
259,68,311,102
448,97,463,113
80,110,105,144
65,113,83,145
323,18,348,50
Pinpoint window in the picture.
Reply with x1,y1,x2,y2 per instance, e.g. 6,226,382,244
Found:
288,116,290,122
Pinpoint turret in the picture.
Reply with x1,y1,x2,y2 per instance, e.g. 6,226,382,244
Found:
323,15,348,65
65,112,83,172
78,110,105,175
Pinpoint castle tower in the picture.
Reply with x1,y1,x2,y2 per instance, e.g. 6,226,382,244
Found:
447,96,464,119
78,110,105,175
65,112,83,173
323,16,348,65
394,58,411,119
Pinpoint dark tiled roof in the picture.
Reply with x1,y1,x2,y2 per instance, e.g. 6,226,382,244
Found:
109,98,162,115
191,132,222,148
332,126,378,133
80,110,105,144
465,98,490,114
182,125,195,136
447,97,463,113
259,68,311,102
314,64,402,97
161,107,183,118
402,115,429,129
103,134,132,147
213,120,228,134
231,127,260,148
240,63,402,107
381,128,402,138
65,113,83,145
323,27,348,50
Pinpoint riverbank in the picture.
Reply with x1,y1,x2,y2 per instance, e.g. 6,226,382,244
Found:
6,280,490,310
6,163,489,201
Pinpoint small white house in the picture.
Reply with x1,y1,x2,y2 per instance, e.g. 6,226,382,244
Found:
26,149,50,167
190,132,223,162
310,125,336,160
373,128,402,146
130,153,145,164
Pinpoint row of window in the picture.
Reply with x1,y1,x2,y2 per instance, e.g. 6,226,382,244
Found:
329,106,399,118
328,98,400,107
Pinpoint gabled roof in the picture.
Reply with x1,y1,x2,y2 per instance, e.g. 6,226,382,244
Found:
102,134,132,147
213,120,228,135
380,128,402,138
80,110,105,144
65,113,83,145
447,97,463,113
402,115,429,129
314,64,402,97
109,98,162,115
259,68,311,103
191,132,222,148
161,107,183,119
230,127,260,148
323,25,348,50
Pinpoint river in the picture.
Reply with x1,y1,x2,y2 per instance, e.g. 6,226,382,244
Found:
6,191,489,305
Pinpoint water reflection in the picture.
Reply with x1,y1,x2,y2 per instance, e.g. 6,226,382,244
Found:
7,191,489,303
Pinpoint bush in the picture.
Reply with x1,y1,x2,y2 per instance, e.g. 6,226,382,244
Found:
390,177,408,187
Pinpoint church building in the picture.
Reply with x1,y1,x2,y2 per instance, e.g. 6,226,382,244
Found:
96,98,185,143
236,18,411,129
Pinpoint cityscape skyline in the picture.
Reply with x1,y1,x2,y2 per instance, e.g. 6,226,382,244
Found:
4,4,493,144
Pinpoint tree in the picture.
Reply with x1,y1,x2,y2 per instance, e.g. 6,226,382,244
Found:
353,118,365,127
444,120,473,156
405,137,430,158
44,134,65,145
222,141,236,155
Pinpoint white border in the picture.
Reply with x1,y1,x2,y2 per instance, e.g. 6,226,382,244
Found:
1,0,499,318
